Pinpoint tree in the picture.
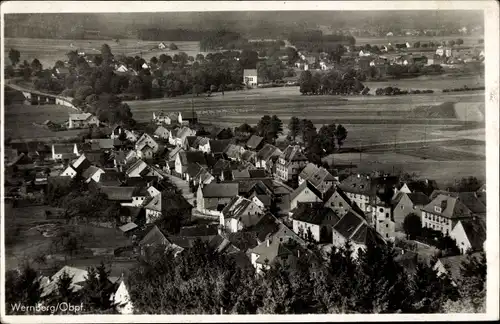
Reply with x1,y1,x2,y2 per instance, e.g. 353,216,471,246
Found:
31,58,43,73
456,38,464,45
299,70,313,94
196,53,205,61
101,43,113,64
9,48,20,66
403,213,421,239
169,43,178,50
288,117,301,142
334,124,348,149
317,124,337,155
5,264,42,314
54,60,65,69
299,119,317,145
150,56,158,65
239,49,259,69
450,176,482,192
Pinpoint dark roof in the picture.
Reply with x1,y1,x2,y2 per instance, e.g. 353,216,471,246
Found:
407,192,431,206
290,180,323,202
202,183,239,198
333,211,365,240
53,144,75,154
248,169,267,179
179,224,219,237
100,186,135,201
292,202,341,226
350,223,386,246
226,232,260,251
246,135,264,149
281,145,308,163
81,166,101,179
209,139,232,154
161,192,193,212
457,192,486,214
405,180,438,196
179,151,207,166
99,170,126,185
460,218,486,250
422,194,473,219
139,225,170,247
256,144,281,161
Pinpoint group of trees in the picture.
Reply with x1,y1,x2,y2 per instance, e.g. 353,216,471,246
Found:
6,262,116,314
299,70,366,95
375,87,434,96
137,28,206,41
386,64,444,78
124,239,485,314
288,117,348,164
256,115,284,144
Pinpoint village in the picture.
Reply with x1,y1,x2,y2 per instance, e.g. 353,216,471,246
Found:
4,104,487,314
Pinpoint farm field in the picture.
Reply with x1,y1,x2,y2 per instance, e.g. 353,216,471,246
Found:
355,35,483,46
4,205,134,277
4,102,83,141
4,37,206,68
363,74,484,93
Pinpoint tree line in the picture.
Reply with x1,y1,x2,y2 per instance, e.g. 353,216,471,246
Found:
299,69,366,95
4,239,482,314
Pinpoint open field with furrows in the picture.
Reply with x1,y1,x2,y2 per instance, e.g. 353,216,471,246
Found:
4,205,135,277
4,37,205,68
4,102,83,140
355,35,483,46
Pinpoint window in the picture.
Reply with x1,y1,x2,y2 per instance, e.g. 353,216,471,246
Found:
434,206,442,213
379,208,384,212
339,202,343,207
385,213,389,218
401,205,404,210
386,234,389,238
386,224,389,228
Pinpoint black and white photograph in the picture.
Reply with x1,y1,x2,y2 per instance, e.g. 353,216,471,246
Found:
1,1,498,321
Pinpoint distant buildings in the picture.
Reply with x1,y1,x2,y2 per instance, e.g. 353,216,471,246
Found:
68,113,99,129
243,69,258,87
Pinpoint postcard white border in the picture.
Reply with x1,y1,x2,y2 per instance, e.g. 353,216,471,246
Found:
1,1,498,323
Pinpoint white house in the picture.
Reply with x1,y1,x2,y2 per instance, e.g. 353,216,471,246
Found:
291,202,340,242
68,113,99,129
141,62,149,70
158,42,167,50
154,126,171,140
450,218,486,254
110,278,134,314
60,165,77,178
220,196,265,233
289,181,323,213
243,69,258,87
116,65,128,73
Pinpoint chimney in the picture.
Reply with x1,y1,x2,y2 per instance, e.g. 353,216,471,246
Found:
441,200,447,211
266,239,271,247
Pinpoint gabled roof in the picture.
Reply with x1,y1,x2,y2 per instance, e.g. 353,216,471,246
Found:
460,218,486,251
154,126,170,136
139,225,170,247
100,186,136,201
422,194,473,219
168,146,184,161
222,196,254,219
292,202,340,226
53,143,75,154
81,166,101,179
224,144,244,159
243,69,257,77
350,223,386,246
201,183,238,198
85,138,119,150
144,194,162,212
299,163,336,188
226,232,260,251
41,266,88,297
290,180,323,202
332,210,365,240
280,145,308,163
210,139,232,154
457,192,486,214
179,151,207,166
232,169,250,179
179,224,219,237
248,169,267,179
256,143,282,161
407,192,431,206
246,135,264,149
69,113,93,121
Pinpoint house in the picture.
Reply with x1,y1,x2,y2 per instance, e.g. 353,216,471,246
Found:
291,202,341,242
169,126,196,147
255,144,283,174
397,179,438,197
359,50,372,57
85,138,120,152
450,218,486,254
371,202,395,241
138,225,172,256
243,69,258,87
323,187,364,218
60,165,77,178
141,62,149,69
125,159,150,178
209,139,232,156
338,173,399,214
185,163,214,187
81,165,105,183
220,196,265,233
319,61,333,70
421,193,484,235
143,192,193,224
433,253,483,284
289,180,324,212
298,163,337,194
152,111,174,125
436,46,453,57
392,192,431,231
109,277,134,314
111,126,138,142
248,238,306,274
196,183,239,214
224,144,246,161
98,186,148,207
154,126,171,140
116,64,128,73
135,133,159,153
51,143,78,161
68,113,99,129
184,136,210,153
331,210,386,259
137,144,154,160
158,42,167,49
246,135,264,151
174,151,207,178
40,266,89,298
179,111,198,125
275,145,308,182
